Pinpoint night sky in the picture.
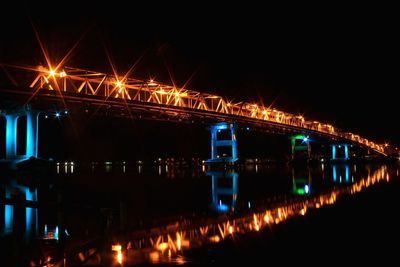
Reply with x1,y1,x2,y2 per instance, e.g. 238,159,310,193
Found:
1,3,399,145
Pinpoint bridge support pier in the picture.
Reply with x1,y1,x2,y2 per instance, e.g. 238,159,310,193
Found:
207,122,238,163
26,110,40,158
331,144,349,161
290,135,311,160
209,171,238,213
5,114,18,159
2,108,40,162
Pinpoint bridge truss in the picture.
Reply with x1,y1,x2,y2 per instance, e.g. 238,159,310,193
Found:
1,65,387,155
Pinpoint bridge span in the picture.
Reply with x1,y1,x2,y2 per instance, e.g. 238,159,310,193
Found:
0,65,392,163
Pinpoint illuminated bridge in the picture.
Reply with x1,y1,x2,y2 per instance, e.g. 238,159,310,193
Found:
0,64,392,163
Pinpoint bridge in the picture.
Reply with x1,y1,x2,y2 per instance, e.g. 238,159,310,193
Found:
0,64,392,164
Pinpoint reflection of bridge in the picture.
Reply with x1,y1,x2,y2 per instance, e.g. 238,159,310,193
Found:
0,65,392,163
292,168,312,196
3,178,38,241
208,171,238,213
121,166,389,265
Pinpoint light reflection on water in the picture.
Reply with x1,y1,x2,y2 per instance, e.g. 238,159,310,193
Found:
119,165,390,265
1,160,397,266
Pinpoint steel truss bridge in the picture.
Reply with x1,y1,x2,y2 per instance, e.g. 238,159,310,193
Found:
0,64,389,157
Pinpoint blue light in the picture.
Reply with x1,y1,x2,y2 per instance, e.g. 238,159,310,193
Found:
5,205,13,233
5,115,18,158
212,123,229,130
246,127,250,131
303,137,308,142
332,145,337,160
26,111,39,158
45,115,48,119
64,110,68,115
216,204,229,212
55,226,59,240
210,122,238,162
25,188,35,201
304,185,310,194
55,112,60,117
333,165,337,182
44,224,48,236
214,200,230,213
344,145,349,159
26,207,34,235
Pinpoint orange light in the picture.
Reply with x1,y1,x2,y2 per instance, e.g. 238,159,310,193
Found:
59,71,67,77
209,235,220,242
49,69,56,77
157,242,168,251
111,244,122,265
149,251,160,263
264,214,270,223
111,244,122,251
176,233,182,250
157,89,167,95
300,208,306,216
117,251,122,264
116,81,123,88
148,79,158,86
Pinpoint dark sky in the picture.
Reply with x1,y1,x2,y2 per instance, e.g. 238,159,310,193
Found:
1,2,399,145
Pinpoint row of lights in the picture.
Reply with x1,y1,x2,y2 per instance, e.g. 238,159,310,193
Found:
44,110,68,119
48,68,159,89
42,68,395,152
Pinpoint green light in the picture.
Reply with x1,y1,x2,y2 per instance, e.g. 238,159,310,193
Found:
295,188,306,195
291,134,306,140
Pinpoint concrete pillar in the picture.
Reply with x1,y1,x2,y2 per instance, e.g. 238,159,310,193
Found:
291,138,296,158
211,128,217,160
231,126,238,161
26,110,39,158
290,135,310,160
209,123,238,163
332,145,336,160
332,144,350,161
5,114,18,159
